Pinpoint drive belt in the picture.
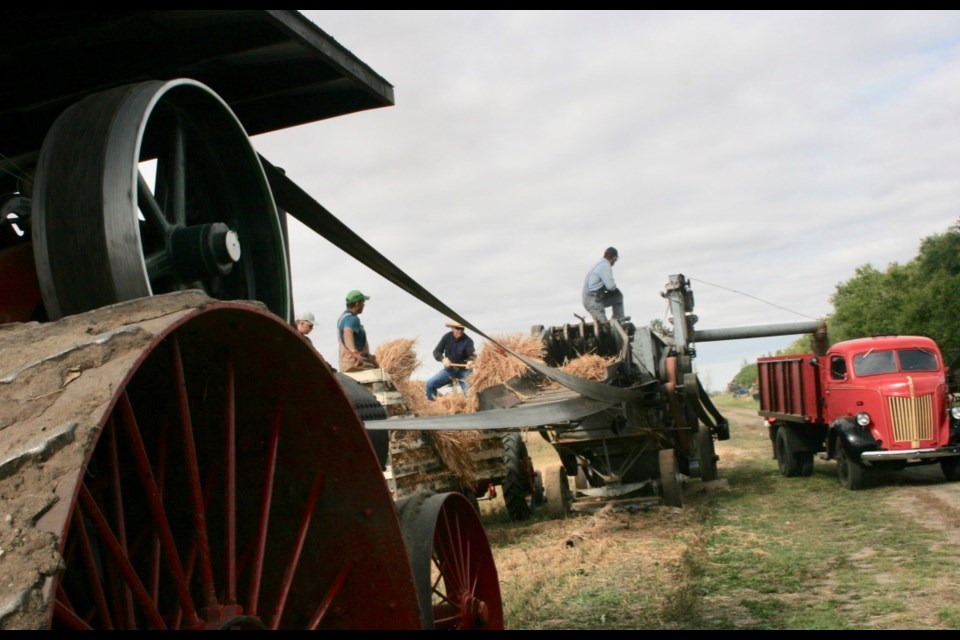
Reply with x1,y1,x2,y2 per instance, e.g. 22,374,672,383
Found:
263,157,641,406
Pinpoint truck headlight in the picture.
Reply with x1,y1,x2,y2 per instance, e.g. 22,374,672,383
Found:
856,412,871,428
951,406,960,421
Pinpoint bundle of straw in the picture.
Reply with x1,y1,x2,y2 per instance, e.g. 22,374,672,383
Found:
559,353,615,381
376,338,420,384
468,333,546,394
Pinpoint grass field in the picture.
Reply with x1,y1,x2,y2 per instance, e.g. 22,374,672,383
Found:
479,395,960,630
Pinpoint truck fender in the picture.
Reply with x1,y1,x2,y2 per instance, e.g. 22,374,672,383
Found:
827,417,878,461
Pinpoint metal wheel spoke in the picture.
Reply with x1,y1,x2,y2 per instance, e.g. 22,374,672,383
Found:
306,561,354,630
247,401,283,617
224,353,237,606
54,600,93,630
77,485,167,629
70,509,113,629
144,249,173,281
269,472,326,630
137,172,172,236
116,392,200,627
106,419,136,628
149,418,169,603
169,336,218,608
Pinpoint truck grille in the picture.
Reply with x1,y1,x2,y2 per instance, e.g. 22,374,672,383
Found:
887,394,934,444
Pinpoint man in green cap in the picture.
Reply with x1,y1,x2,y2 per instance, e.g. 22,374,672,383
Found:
338,289,378,372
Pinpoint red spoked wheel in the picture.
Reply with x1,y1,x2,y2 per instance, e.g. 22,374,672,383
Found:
397,492,503,630
1,295,421,629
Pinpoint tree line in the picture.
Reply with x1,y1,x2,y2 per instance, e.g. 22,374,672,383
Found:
728,219,960,390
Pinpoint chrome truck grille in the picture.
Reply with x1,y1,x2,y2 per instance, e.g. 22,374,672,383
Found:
887,394,934,445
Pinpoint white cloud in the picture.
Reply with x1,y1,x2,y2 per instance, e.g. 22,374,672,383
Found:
256,10,960,390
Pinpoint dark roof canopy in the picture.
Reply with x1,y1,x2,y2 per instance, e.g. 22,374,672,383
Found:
0,10,394,169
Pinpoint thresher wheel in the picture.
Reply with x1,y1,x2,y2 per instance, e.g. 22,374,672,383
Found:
500,432,538,521
32,79,290,322
396,492,503,630
0,294,420,629
658,449,684,508
697,427,718,482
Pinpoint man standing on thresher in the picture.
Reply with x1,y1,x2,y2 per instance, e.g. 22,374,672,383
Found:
582,246,629,325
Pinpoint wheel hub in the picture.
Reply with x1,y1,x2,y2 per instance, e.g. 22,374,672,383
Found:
169,222,242,280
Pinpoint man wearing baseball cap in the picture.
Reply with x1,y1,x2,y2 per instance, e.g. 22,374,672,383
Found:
337,289,378,372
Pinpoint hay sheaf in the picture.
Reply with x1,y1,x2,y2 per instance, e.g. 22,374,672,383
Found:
376,338,420,384
559,353,615,381
469,333,546,393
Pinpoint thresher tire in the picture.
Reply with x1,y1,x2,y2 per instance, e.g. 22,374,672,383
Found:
658,449,684,508
32,79,290,322
1,295,421,629
334,372,389,470
397,492,503,630
837,446,864,491
501,432,536,521
543,463,572,519
697,427,718,482
775,427,801,477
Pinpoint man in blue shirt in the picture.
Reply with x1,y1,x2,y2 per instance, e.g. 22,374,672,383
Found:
426,320,476,400
582,247,628,325
338,289,378,372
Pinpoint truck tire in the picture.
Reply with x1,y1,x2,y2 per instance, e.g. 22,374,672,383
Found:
940,456,960,481
837,446,864,490
798,452,815,477
775,427,801,477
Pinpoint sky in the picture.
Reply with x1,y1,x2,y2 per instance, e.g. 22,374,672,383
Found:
253,10,960,391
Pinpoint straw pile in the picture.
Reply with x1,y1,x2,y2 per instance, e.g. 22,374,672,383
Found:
376,338,420,384
468,333,546,394
559,353,615,381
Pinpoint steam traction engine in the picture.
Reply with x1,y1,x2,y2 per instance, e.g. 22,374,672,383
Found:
0,11,500,630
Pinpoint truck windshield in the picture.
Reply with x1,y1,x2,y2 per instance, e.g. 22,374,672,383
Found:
897,348,939,371
853,348,939,376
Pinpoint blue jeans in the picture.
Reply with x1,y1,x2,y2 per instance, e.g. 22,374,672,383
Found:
582,287,625,324
426,367,471,400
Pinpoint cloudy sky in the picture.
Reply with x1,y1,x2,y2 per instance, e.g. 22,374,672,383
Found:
253,10,960,391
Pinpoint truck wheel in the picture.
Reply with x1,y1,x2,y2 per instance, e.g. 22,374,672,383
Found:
837,446,864,490
940,456,960,481
775,427,800,477
798,452,815,477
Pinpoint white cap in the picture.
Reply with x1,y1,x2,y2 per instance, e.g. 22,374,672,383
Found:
296,311,315,324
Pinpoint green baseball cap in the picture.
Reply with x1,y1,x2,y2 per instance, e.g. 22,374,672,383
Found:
346,289,371,304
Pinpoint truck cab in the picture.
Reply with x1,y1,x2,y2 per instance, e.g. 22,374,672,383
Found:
758,335,960,489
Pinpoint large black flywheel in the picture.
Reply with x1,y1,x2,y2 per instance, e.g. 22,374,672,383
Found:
32,79,290,321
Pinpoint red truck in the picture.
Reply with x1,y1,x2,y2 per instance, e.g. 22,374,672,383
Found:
757,335,960,489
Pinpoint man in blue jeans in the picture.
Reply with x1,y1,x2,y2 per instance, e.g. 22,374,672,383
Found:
582,246,628,325
426,320,476,400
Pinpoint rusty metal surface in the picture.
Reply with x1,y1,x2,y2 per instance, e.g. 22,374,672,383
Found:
0,292,422,629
